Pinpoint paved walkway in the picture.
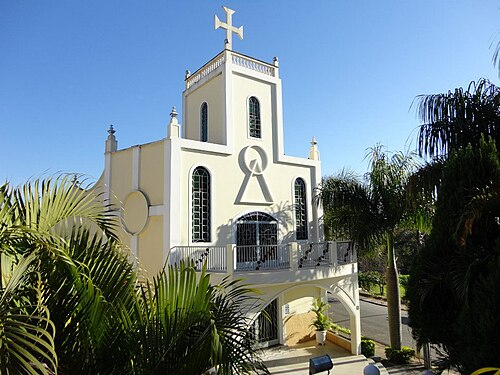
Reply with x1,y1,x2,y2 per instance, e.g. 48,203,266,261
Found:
262,340,388,374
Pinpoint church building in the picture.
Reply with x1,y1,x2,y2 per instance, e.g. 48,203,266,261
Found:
96,6,361,353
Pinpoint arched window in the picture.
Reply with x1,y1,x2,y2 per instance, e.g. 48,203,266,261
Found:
249,96,261,138
294,178,308,240
192,167,210,242
200,102,208,142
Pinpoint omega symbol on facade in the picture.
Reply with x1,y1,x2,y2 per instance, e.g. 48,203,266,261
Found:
235,145,273,204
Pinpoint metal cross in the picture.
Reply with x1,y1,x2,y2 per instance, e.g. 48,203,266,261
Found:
214,6,243,50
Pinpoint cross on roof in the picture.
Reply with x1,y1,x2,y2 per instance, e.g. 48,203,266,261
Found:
214,6,243,50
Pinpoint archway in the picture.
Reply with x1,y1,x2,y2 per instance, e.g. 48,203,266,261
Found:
251,298,279,347
236,211,278,270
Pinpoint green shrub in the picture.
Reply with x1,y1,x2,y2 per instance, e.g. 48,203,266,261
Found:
361,339,375,357
385,346,415,364
331,323,351,336
399,274,409,289
358,271,381,290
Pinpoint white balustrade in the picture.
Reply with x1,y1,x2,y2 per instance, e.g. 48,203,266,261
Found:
186,53,226,89
231,54,275,76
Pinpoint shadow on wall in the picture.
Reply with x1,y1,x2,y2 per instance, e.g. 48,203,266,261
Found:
214,202,295,245
284,311,315,346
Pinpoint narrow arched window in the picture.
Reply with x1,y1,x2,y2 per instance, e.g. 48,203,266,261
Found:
192,167,211,242
200,102,208,142
294,178,308,240
249,96,261,138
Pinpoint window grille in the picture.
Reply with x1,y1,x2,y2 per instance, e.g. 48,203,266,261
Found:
249,96,261,138
295,178,308,240
192,167,210,242
200,102,208,142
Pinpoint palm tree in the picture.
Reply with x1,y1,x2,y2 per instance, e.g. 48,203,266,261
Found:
407,78,500,371
407,138,500,373
415,78,500,159
0,176,132,373
125,260,267,375
0,175,268,374
0,251,58,375
316,146,430,350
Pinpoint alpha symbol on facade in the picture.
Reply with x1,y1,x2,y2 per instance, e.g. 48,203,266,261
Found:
236,145,273,204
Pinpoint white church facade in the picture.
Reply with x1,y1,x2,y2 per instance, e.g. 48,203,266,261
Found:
96,6,361,354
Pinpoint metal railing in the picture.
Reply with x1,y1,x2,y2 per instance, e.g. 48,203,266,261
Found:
171,241,355,274
172,246,226,272
336,241,355,264
298,242,331,268
235,244,290,271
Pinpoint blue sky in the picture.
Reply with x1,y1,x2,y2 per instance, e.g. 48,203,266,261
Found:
1,1,499,186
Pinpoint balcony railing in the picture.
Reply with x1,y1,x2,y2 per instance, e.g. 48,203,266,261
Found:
171,241,355,274
336,241,356,264
298,242,331,268
235,244,290,271
172,246,226,272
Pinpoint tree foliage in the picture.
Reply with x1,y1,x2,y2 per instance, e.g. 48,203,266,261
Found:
415,78,500,159
0,175,267,374
407,138,500,373
317,146,431,350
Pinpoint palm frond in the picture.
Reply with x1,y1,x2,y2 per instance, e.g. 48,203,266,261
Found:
492,38,500,78
0,252,58,375
415,78,500,158
317,172,386,251
39,228,137,373
13,175,118,242
456,182,500,247
128,260,267,375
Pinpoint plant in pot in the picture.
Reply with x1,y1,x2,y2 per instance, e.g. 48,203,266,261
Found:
310,298,334,345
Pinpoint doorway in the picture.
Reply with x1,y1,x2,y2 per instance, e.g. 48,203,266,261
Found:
252,298,279,347
236,212,278,270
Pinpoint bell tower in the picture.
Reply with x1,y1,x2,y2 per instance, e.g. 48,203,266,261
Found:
181,6,285,161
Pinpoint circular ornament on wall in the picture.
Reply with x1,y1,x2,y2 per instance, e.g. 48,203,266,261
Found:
121,190,149,235
242,145,268,175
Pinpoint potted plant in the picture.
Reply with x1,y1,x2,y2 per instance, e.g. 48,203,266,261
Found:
310,298,334,345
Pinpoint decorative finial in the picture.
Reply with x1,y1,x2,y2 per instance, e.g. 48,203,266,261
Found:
214,6,243,50
105,124,118,153
168,106,180,138
309,137,320,161
170,106,178,119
